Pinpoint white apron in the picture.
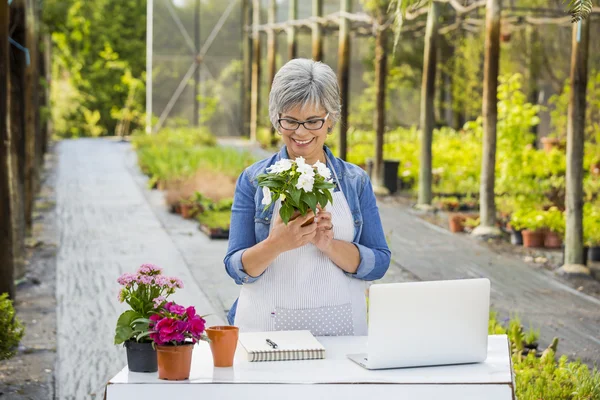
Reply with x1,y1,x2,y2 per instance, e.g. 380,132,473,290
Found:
235,164,368,336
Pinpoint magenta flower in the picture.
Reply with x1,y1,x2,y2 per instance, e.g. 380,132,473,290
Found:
166,303,186,315
148,302,208,346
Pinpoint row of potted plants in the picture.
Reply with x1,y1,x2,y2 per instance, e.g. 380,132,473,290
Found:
114,264,239,380
170,192,232,239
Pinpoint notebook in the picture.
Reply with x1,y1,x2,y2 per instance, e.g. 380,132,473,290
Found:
238,330,326,362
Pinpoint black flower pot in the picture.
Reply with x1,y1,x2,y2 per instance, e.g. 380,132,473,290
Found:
383,160,400,195
510,230,523,246
589,246,600,262
125,340,157,372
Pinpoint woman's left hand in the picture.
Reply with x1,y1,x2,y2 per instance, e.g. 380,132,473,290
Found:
311,210,334,251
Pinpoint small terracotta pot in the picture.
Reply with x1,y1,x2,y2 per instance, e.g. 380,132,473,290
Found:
289,210,315,227
540,137,564,153
180,204,194,219
544,230,563,249
448,214,466,233
156,344,194,380
206,326,239,367
522,229,544,248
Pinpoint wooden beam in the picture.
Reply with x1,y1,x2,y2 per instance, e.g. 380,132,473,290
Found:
24,0,38,229
337,0,351,161
242,0,252,137
250,0,261,142
372,19,388,191
0,0,15,299
474,0,501,236
9,0,26,279
564,19,590,268
312,0,324,61
193,0,200,126
417,1,441,206
267,0,277,144
287,0,298,60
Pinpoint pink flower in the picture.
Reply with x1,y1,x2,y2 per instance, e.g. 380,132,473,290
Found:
136,274,153,285
185,306,196,320
117,273,136,287
167,303,186,315
153,296,166,308
189,316,206,338
137,263,163,275
154,275,169,288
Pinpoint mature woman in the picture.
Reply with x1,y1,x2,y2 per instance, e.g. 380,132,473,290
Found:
224,58,390,336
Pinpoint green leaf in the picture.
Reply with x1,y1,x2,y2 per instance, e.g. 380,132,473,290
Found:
280,201,294,224
290,185,302,206
324,189,333,206
302,192,318,213
259,180,282,189
114,326,134,344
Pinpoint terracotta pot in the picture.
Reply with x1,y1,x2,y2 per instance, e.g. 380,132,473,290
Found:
156,344,194,380
522,229,544,248
540,137,564,153
544,230,563,249
206,326,239,367
448,214,466,233
180,204,195,219
289,210,315,227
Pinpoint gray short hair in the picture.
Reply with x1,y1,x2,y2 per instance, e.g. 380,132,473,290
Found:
269,59,341,131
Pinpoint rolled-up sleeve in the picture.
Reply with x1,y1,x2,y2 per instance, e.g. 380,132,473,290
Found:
224,169,262,285
349,176,391,280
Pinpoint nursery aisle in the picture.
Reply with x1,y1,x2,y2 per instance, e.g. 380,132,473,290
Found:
55,139,225,400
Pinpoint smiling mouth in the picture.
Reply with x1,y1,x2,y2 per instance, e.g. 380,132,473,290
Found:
293,137,315,145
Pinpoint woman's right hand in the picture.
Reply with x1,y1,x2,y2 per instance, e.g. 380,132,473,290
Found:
267,212,318,253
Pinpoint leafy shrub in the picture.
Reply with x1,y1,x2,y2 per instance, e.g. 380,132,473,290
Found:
0,293,25,360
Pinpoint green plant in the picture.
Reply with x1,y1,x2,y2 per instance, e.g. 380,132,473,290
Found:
511,209,546,232
197,210,231,230
525,325,540,346
115,264,183,344
0,293,25,360
434,196,460,211
541,207,566,237
257,158,335,224
583,203,600,246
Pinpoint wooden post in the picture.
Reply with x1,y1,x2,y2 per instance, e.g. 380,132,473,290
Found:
371,14,388,191
563,19,590,270
312,0,323,61
287,0,298,60
24,0,38,229
242,0,252,137
9,0,26,279
526,24,540,141
267,0,277,144
193,0,200,126
417,1,440,206
250,0,261,142
0,0,16,298
337,0,351,161
473,0,502,238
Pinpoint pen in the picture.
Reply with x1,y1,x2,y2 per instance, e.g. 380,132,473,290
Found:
266,338,278,349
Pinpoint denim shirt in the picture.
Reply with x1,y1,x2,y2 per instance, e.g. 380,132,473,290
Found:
223,145,391,324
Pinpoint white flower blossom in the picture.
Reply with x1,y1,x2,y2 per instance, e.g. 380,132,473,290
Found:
261,186,272,205
296,174,315,192
295,157,306,168
266,159,293,174
313,160,332,179
297,163,315,177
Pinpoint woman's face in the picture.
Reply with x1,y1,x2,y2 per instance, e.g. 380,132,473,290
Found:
278,104,332,162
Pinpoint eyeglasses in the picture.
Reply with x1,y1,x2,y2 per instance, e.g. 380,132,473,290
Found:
278,113,329,131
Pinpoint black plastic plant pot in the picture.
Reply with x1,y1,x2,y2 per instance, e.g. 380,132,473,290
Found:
510,230,523,246
383,160,400,194
589,246,600,262
125,340,157,373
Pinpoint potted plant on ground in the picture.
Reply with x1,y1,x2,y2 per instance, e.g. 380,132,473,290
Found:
541,207,565,249
508,209,529,246
257,157,335,225
149,302,209,380
513,209,545,248
584,203,600,262
115,264,183,372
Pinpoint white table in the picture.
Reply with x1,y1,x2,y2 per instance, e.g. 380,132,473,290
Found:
105,334,515,400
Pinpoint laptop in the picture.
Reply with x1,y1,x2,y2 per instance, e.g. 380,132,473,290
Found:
347,278,490,370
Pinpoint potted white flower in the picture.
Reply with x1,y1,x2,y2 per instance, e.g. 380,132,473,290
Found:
257,157,335,225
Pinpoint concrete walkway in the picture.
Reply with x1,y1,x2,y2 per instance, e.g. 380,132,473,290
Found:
55,139,224,399
54,138,600,399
